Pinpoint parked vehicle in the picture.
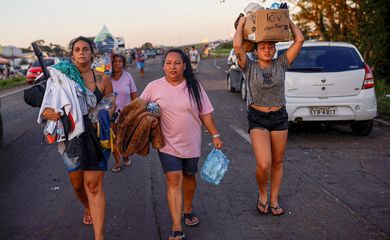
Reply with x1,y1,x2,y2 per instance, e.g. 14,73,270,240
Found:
144,49,157,58
277,41,377,135
26,57,60,84
0,98,3,148
226,49,254,101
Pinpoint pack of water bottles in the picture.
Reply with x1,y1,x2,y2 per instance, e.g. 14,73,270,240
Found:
200,148,230,185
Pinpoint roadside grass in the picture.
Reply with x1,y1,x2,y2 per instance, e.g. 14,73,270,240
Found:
375,79,390,120
206,48,230,59
0,76,27,90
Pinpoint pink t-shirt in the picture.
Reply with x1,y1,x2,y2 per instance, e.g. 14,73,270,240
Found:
140,77,214,158
110,71,137,112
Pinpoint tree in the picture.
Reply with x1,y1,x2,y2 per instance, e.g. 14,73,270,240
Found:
141,42,153,49
289,0,390,80
29,40,68,57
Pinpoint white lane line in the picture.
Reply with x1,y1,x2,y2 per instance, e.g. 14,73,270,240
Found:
224,70,228,74
230,124,251,143
216,66,221,70
0,86,30,98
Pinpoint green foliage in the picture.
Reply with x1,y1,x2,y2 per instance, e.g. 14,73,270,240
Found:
291,0,390,81
217,41,233,49
141,42,153,49
375,79,390,120
30,39,68,57
0,77,26,89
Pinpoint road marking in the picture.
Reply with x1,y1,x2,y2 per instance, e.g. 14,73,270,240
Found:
0,86,30,98
224,70,228,74
216,66,221,70
230,124,251,143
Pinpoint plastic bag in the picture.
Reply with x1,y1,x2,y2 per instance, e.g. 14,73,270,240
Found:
92,25,116,75
243,2,264,15
94,25,116,53
93,52,112,75
200,148,230,185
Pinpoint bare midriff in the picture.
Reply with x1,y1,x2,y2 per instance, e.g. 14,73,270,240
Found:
251,104,283,112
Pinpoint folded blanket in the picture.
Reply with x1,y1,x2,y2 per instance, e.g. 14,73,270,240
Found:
115,98,165,157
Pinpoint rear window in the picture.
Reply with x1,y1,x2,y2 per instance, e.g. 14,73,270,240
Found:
31,59,56,67
278,46,364,72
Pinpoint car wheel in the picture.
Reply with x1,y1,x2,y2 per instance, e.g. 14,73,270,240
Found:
240,78,247,101
0,111,3,148
227,75,235,92
351,120,373,136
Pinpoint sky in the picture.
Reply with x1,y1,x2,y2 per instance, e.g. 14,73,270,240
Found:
0,0,288,49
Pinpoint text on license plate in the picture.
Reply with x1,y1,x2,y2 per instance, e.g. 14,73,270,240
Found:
310,106,337,116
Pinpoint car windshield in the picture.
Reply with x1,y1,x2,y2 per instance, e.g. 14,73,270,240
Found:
278,46,364,72
31,59,56,67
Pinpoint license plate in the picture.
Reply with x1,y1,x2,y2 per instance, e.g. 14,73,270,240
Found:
310,106,337,116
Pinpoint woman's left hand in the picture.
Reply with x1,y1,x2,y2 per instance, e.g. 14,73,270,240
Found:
212,137,223,149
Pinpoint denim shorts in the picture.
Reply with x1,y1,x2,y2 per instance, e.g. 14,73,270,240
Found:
137,62,145,69
158,151,199,174
247,105,289,132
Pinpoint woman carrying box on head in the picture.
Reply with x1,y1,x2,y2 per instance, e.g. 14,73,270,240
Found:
233,14,304,216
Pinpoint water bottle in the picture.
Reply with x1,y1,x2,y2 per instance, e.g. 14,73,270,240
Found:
88,92,117,123
146,102,160,116
270,2,281,9
62,152,81,172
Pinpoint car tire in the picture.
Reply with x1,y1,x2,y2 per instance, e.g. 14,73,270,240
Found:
227,75,235,92
240,78,247,101
0,111,3,148
351,120,373,136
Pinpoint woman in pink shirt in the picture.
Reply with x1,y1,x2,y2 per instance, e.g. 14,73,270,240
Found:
141,49,222,240
110,54,138,172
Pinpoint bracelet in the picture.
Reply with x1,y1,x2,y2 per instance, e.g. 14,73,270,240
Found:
212,134,221,139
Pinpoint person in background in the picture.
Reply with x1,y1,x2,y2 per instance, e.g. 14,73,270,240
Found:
140,49,222,240
135,49,145,78
189,46,200,73
110,53,138,172
233,14,304,216
41,36,114,240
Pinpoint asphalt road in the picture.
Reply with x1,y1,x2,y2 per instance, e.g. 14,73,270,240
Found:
0,56,389,240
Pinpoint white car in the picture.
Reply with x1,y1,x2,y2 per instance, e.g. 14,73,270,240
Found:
227,49,255,101
276,41,377,135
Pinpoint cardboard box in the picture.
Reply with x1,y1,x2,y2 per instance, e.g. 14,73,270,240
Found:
243,9,289,42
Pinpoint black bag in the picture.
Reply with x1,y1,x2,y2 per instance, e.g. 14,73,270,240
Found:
23,43,50,108
23,79,46,107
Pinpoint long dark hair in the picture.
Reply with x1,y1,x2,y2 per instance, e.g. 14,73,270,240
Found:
163,48,203,112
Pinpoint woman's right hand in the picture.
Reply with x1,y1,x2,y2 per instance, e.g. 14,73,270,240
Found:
41,108,61,121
